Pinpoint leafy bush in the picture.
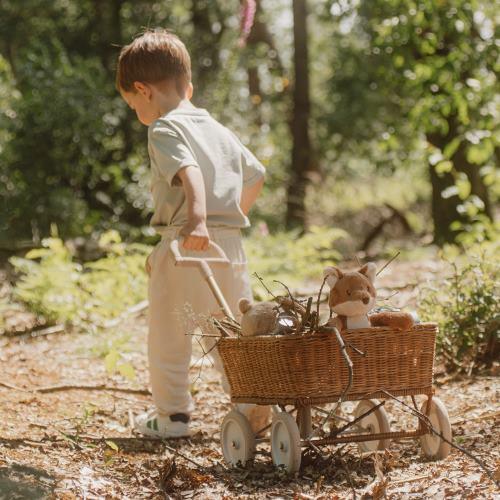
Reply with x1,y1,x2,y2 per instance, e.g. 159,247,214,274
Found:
418,240,499,372
9,230,151,329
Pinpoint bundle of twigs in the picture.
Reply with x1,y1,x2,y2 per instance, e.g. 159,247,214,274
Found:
207,270,331,338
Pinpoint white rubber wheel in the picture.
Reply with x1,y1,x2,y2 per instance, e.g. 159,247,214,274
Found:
419,397,452,460
354,399,391,453
220,410,256,467
271,412,301,474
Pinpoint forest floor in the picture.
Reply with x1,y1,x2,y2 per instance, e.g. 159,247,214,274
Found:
0,257,499,499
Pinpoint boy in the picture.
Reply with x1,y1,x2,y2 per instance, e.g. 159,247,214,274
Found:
116,29,267,438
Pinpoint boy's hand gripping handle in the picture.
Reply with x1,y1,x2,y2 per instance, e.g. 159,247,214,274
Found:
169,238,235,321
169,239,230,266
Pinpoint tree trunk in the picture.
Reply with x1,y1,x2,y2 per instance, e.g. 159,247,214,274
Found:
190,0,225,107
246,0,285,74
244,0,287,126
428,154,463,245
286,0,312,231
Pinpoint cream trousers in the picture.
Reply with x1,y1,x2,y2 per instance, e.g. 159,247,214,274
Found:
147,226,252,416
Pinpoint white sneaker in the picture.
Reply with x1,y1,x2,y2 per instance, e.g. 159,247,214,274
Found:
134,409,191,438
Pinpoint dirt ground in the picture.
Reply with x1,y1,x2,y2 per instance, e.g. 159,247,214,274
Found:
1,259,499,499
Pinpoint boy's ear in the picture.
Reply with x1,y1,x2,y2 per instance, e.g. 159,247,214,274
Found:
133,81,152,100
186,82,193,100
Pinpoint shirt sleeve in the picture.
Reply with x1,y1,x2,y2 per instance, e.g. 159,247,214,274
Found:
241,143,266,186
148,121,199,187
228,130,266,186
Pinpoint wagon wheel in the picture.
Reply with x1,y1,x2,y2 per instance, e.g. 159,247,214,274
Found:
354,399,391,453
220,410,256,467
271,412,301,474
419,397,452,460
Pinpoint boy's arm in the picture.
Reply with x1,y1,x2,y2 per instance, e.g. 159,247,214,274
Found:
176,166,210,251
240,176,264,215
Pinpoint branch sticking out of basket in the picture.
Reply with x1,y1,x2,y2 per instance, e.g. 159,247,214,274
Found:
315,275,329,331
253,272,277,299
273,280,300,319
376,251,401,276
299,297,313,332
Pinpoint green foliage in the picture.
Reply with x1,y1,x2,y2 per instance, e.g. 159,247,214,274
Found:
0,0,497,246
0,54,19,157
88,330,137,381
451,216,500,247
9,230,150,328
0,0,294,241
244,226,348,297
418,240,499,371
321,0,498,243
104,348,136,380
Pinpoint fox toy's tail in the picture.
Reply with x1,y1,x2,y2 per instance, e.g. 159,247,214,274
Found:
369,311,415,330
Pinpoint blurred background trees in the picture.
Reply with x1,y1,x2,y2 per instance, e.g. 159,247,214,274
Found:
0,0,497,250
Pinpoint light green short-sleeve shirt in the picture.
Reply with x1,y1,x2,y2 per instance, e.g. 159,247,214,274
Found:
148,107,266,231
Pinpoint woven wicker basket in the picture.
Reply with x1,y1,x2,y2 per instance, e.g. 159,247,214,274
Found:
218,323,438,406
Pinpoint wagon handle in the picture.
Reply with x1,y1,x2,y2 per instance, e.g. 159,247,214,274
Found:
169,238,235,321
170,238,231,266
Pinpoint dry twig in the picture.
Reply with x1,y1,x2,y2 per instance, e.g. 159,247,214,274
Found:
0,381,31,392
376,251,401,276
315,275,329,330
273,280,299,319
35,384,151,395
253,272,277,299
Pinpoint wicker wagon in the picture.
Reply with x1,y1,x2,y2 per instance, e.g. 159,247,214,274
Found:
169,238,452,474
217,323,452,472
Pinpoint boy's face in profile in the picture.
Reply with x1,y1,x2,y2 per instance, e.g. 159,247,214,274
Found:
120,84,158,126
119,80,193,126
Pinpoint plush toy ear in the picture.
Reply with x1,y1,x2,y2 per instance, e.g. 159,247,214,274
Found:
323,266,343,288
358,262,377,283
238,298,252,314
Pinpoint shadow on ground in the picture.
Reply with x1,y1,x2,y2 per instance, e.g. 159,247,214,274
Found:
0,463,55,499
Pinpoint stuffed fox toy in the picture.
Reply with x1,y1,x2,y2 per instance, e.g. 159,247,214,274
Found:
323,262,414,331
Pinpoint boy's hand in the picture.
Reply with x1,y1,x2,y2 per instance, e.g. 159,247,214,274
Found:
180,219,210,251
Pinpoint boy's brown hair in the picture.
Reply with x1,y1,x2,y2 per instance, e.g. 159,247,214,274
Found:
116,29,191,95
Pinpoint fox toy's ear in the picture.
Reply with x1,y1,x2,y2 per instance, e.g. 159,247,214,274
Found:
358,262,377,283
323,266,343,288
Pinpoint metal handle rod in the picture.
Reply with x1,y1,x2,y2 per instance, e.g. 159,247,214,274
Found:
169,238,235,321
207,275,235,321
